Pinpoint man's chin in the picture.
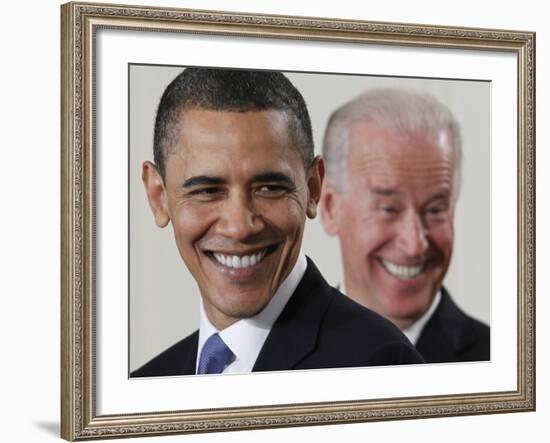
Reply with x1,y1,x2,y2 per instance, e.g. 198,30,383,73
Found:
211,301,271,326
206,285,273,313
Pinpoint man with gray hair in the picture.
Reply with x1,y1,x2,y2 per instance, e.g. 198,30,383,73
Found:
320,88,489,363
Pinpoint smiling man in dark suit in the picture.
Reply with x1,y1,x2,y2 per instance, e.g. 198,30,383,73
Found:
320,88,490,363
132,68,423,377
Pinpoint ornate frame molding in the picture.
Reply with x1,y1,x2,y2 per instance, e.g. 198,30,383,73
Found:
61,2,535,440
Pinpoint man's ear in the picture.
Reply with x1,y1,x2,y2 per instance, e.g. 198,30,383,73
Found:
306,156,325,219
319,179,341,236
142,161,170,228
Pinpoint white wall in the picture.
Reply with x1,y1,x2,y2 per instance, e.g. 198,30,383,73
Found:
0,0,546,442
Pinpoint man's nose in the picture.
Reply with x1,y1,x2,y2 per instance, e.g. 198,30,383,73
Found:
216,192,264,241
395,211,429,257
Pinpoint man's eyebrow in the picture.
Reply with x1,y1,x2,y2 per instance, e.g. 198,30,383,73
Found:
372,187,399,197
251,171,294,185
427,191,451,202
182,175,226,188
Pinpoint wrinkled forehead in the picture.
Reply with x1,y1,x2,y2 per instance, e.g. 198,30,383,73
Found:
349,121,456,165
350,120,455,155
175,108,292,148
164,108,304,181
347,121,459,190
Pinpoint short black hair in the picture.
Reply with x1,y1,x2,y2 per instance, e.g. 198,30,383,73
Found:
153,68,314,179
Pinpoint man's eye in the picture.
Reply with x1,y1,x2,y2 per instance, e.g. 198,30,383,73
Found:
380,206,398,214
424,205,447,216
255,185,287,196
189,187,223,199
426,207,442,215
193,187,220,194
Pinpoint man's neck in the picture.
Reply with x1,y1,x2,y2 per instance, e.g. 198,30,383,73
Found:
342,280,441,339
401,291,442,345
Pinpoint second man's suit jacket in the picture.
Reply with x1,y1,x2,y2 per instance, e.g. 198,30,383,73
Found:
132,258,424,377
415,287,490,363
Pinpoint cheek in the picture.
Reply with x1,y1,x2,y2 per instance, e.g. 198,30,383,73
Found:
340,214,393,260
171,206,214,251
428,224,454,257
257,199,305,235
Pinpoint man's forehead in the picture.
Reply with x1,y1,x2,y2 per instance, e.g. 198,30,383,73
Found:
163,107,304,175
169,108,289,158
348,121,456,166
166,151,300,179
176,107,291,139
345,121,457,193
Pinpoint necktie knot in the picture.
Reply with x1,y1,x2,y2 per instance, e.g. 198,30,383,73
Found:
197,333,235,374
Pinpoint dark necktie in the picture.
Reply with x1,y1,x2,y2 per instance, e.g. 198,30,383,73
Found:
197,333,236,374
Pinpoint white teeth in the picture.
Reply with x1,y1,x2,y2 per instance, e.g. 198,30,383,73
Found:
381,259,423,280
213,250,267,269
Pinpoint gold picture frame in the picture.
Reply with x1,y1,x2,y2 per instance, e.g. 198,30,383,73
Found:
61,1,535,440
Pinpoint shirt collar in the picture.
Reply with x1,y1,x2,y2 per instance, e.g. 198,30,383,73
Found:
402,290,442,345
196,253,308,373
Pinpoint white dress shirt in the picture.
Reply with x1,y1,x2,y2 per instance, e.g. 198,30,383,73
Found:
196,253,308,374
402,290,442,345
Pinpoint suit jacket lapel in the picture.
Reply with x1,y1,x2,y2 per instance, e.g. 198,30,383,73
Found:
181,334,199,375
168,330,199,376
416,287,476,359
252,258,334,372
130,330,198,377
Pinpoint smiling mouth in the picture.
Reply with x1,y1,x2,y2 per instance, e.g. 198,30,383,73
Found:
207,245,279,270
380,259,424,280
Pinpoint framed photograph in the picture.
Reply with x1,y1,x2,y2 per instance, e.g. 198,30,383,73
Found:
61,1,535,440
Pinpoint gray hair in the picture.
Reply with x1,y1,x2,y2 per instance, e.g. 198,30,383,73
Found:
322,88,462,192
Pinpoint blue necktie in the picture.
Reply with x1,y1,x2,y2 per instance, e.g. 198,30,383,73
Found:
197,333,235,374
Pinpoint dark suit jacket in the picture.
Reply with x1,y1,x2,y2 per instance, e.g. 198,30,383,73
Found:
415,287,490,363
132,258,424,377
